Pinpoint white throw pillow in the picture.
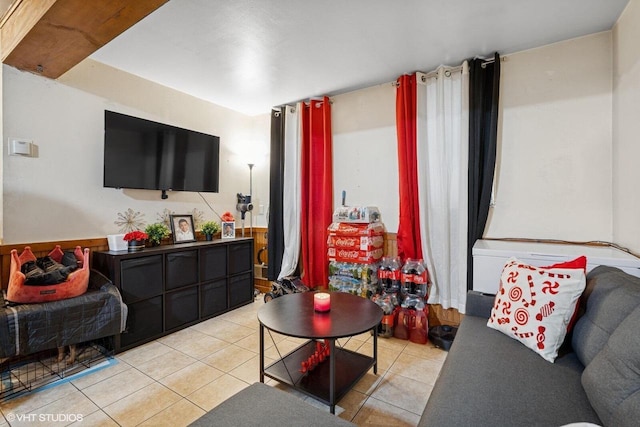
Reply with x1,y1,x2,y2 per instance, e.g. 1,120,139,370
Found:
487,257,586,362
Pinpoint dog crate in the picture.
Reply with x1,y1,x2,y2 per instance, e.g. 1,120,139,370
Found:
0,337,114,402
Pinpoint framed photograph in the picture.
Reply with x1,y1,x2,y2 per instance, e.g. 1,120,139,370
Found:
170,214,197,244
221,221,235,239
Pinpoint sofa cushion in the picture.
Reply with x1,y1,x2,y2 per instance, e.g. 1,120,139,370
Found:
465,290,495,319
487,257,586,362
581,304,640,427
420,314,601,427
571,266,640,367
188,382,355,427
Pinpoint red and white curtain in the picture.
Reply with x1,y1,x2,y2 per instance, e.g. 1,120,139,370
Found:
275,97,333,288
396,64,470,312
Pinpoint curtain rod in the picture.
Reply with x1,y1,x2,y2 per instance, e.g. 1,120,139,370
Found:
478,55,508,65
479,56,508,69
420,64,465,81
276,98,333,110
273,99,332,113
394,53,507,86
392,64,465,87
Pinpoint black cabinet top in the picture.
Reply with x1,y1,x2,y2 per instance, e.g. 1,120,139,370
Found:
96,238,253,257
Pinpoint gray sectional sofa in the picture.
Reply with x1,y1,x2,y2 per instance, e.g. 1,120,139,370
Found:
419,266,640,427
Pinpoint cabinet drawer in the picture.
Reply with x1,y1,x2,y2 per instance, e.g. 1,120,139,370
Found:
121,296,163,348
201,246,227,281
201,279,227,318
229,242,252,275
166,250,198,290
120,255,163,302
229,272,253,308
165,286,199,330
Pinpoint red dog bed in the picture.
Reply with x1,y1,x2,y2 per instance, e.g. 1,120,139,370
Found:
6,245,90,304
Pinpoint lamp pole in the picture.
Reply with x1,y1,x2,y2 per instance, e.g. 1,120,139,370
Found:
248,163,254,195
248,163,254,237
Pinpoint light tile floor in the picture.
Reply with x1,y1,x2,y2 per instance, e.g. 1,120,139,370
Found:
0,295,446,426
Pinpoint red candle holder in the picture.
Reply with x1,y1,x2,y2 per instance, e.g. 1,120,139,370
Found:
314,292,331,312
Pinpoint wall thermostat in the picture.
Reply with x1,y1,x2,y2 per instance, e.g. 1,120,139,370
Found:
8,138,33,157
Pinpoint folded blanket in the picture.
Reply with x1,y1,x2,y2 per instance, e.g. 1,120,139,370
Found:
0,278,127,358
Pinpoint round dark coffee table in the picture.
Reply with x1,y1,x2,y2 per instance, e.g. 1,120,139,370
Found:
258,292,383,414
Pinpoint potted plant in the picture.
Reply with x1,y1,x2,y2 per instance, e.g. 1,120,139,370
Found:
123,230,148,252
201,221,220,241
145,223,170,246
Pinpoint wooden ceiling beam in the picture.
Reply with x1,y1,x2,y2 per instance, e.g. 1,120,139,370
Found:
1,0,167,79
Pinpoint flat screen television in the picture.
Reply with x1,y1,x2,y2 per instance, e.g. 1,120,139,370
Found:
103,110,220,194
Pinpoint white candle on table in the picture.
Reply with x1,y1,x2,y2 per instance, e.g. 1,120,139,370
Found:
314,292,331,312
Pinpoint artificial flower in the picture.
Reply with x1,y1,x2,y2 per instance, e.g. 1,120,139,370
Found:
221,211,235,222
123,230,148,241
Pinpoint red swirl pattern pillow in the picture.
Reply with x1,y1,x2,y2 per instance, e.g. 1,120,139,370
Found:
487,257,587,362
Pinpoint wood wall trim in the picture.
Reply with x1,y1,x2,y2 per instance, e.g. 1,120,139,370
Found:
252,227,270,293
0,230,462,326
1,0,167,78
0,238,109,256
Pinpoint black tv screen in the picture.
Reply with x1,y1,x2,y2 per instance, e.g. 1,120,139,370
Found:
104,111,220,193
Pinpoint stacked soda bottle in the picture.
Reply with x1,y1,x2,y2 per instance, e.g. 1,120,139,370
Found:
371,295,394,338
394,258,429,344
378,256,401,298
399,258,428,304
372,256,402,338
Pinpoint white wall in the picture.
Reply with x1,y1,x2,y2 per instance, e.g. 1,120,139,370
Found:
332,83,398,230
613,0,640,254
331,33,614,242
485,32,614,241
2,61,270,244
2,29,627,251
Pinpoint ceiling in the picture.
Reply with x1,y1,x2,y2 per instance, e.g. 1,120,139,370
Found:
89,0,630,116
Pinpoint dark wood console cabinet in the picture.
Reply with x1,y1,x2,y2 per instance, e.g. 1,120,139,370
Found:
93,238,254,353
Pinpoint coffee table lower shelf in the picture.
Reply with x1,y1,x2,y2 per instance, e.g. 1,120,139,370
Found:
263,340,375,406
